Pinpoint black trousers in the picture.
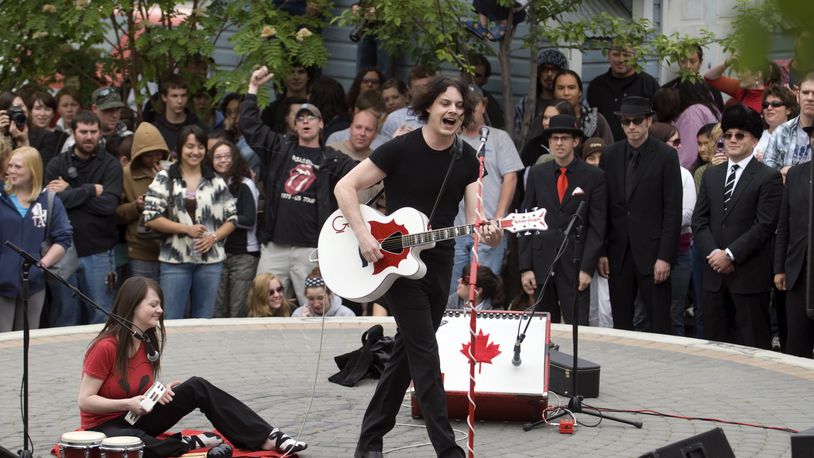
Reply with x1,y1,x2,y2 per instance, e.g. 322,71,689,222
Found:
535,263,590,325
92,377,273,458
704,286,771,349
785,267,814,357
609,246,671,334
356,252,464,458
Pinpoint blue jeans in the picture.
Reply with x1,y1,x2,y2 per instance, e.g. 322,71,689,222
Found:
50,251,115,327
160,262,223,319
670,248,693,336
449,236,507,293
128,259,161,282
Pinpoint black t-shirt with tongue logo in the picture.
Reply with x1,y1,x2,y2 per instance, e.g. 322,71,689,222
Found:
272,145,322,246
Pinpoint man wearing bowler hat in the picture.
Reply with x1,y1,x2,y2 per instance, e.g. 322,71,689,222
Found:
598,96,682,334
519,114,607,324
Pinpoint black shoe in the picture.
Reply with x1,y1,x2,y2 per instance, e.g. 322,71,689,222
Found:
206,444,232,458
354,450,384,458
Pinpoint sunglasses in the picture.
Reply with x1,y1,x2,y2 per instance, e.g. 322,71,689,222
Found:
269,286,285,295
620,117,645,126
296,114,319,122
723,131,748,141
361,77,381,85
95,87,114,102
762,101,786,109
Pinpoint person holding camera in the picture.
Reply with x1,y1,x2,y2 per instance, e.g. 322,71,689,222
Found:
0,91,32,153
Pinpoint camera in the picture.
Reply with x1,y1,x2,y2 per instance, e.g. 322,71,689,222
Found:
7,106,27,129
349,21,371,43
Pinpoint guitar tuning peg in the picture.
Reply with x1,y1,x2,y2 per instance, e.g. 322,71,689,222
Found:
535,231,542,235
524,231,531,236
532,206,538,211
516,233,522,238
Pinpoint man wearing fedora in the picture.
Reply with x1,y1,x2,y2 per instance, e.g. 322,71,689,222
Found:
692,104,782,349
774,124,814,357
519,114,607,324
598,96,682,334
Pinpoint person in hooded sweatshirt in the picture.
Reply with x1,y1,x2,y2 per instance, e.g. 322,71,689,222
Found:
291,267,356,317
116,123,170,281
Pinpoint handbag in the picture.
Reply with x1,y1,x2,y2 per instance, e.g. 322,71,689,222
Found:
136,174,173,239
40,191,80,278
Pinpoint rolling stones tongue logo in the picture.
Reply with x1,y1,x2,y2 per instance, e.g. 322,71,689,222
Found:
285,163,317,195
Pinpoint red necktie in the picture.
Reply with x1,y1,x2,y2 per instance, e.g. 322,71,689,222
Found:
557,167,568,203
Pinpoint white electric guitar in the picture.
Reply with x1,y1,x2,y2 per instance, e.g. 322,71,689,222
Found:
317,205,547,302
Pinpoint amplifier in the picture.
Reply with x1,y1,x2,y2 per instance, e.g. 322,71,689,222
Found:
791,426,814,457
639,428,735,458
411,310,550,422
548,349,601,398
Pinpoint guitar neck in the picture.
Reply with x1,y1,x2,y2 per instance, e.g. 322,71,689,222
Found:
402,220,498,247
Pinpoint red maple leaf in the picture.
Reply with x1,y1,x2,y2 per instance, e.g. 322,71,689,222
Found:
460,329,502,373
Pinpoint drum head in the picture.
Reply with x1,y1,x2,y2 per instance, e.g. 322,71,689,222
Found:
60,431,106,445
101,437,143,449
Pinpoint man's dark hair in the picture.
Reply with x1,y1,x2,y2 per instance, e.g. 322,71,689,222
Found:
693,44,704,62
355,89,386,114
411,76,474,128
208,128,236,144
471,53,491,79
408,65,437,87
553,69,584,94
219,93,243,114
160,74,187,96
71,110,100,131
309,76,349,124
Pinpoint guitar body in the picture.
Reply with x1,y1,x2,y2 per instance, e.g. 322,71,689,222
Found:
318,205,434,302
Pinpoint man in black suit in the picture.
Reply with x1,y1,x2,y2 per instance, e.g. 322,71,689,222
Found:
773,124,814,357
692,104,783,349
519,115,607,324
597,96,682,334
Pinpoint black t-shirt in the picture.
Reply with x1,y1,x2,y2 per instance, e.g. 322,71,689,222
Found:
272,145,322,246
370,128,479,247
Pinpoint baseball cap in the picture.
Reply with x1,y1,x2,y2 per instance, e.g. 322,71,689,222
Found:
92,87,126,111
296,103,322,119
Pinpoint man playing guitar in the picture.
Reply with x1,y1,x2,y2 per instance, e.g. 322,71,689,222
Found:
334,76,501,458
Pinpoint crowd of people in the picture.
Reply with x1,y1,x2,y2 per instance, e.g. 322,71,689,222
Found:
0,37,812,361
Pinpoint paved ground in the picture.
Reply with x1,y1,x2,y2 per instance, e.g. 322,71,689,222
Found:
1,317,813,458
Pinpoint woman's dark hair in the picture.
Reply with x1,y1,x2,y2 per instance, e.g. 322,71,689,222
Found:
347,67,384,110
677,81,719,117
0,91,19,111
652,87,681,123
26,91,56,112
764,61,783,87
648,121,678,144
697,122,718,139
548,99,576,117
177,124,207,155
461,264,503,305
411,76,474,128
308,76,350,124
273,96,308,134
219,92,243,114
762,85,799,119
55,87,82,108
206,140,252,193
87,277,166,378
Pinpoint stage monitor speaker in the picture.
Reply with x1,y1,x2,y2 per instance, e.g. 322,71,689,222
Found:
791,426,814,457
0,445,17,458
638,428,735,458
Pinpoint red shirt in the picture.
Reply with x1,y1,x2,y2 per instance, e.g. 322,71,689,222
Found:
705,75,764,114
80,336,155,429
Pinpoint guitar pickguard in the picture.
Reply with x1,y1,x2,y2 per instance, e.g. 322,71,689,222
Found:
369,219,410,275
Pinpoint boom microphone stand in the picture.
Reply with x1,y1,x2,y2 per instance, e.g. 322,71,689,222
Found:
523,210,642,431
4,242,160,456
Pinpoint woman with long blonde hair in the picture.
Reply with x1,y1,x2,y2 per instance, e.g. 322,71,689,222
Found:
247,272,292,317
0,146,72,330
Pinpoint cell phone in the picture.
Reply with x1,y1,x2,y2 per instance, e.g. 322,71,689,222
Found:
715,138,725,154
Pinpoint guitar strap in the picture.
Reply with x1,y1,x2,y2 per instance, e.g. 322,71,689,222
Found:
426,134,463,229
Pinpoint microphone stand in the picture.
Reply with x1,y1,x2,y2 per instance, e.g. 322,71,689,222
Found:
523,214,642,431
18,255,34,458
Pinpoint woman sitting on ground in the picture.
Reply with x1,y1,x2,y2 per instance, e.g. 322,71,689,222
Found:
77,276,307,457
291,267,356,317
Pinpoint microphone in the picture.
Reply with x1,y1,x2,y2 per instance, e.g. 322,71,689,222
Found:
479,126,490,143
135,332,160,362
512,334,525,367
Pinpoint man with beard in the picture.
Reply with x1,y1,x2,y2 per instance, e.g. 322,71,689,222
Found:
240,66,357,307
61,87,133,157
45,110,123,326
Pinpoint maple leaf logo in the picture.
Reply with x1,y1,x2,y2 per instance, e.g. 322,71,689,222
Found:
460,329,502,373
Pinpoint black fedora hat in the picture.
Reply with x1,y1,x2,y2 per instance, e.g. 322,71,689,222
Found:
543,114,582,135
614,96,654,117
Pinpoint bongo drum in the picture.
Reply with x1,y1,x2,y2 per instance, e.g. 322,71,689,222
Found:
100,436,144,458
58,431,106,458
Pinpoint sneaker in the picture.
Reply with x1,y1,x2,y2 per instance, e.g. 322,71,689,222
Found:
206,444,232,458
183,432,224,450
771,336,781,351
268,428,307,454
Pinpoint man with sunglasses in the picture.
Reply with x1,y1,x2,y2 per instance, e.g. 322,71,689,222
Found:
598,96,682,334
692,104,783,349
240,66,357,307
763,73,814,179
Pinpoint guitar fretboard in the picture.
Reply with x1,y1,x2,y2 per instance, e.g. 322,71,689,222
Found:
402,221,495,247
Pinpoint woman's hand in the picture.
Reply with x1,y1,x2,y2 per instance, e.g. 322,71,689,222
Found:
193,233,218,254
125,395,148,416
157,380,182,405
186,224,208,238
